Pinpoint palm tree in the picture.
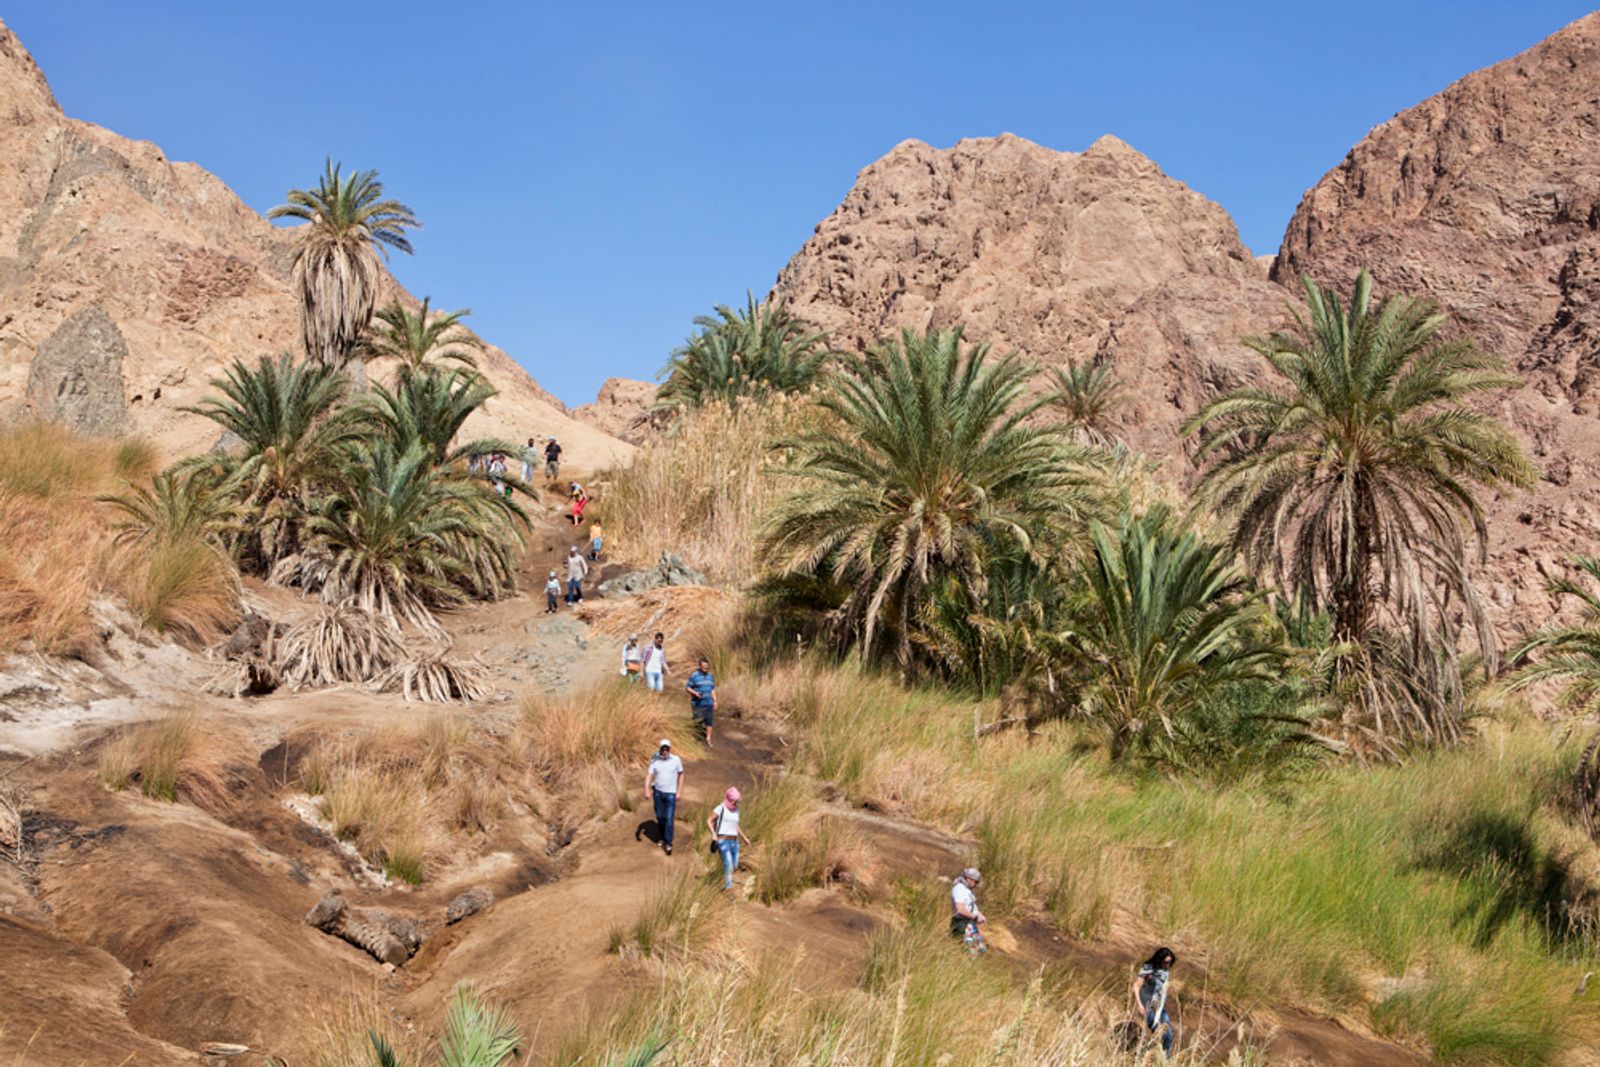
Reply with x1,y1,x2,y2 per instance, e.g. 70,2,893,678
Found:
1046,359,1122,447
1186,270,1534,741
1055,508,1281,761
1504,556,1600,836
102,466,246,552
761,327,1097,669
362,297,481,376
274,438,526,635
183,354,362,567
269,160,419,370
359,365,509,467
655,293,831,413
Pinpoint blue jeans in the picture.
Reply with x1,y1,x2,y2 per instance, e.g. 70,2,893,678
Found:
646,670,664,692
716,837,739,888
652,788,677,847
566,577,583,603
1144,1008,1172,1056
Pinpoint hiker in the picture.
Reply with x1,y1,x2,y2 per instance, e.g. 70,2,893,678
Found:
620,634,643,681
950,867,988,954
588,520,604,561
1130,946,1177,1058
706,787,751,890
685,656,717,748
521,437,539,483
569,483,588,526
489,452,507,496
544,437,562,480
645,738,684,854
643,632,669,692
565,546,589,605
544,570,560,614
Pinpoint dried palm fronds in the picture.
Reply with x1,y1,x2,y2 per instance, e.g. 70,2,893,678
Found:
277,603,403,689
373,648,489,703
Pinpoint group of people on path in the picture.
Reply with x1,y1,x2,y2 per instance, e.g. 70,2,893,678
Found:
622,634,716,745
643,739,749,889
525,437,563,482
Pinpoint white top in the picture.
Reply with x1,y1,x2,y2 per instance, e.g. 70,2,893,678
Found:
951,880,977,917
710,803,741,838
648,753,684,794
643,644,667,672
622,642,642,671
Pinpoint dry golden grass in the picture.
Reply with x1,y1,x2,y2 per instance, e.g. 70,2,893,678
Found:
519,678,685,769
98,713,232,811
112,539,239,646
578,584,736,642
0,423,210,657
601,395,826,582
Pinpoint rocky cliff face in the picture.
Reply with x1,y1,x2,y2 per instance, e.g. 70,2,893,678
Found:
1276,12,1600,629
772,132,1291,459
772,12,1600,633
0,18,630,467
571,377,657,444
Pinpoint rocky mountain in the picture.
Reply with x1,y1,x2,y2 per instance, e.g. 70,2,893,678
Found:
1274,11,1600,628
0,18,631,467
771,13,1600,632
772,131,1292,459
571,376,657,444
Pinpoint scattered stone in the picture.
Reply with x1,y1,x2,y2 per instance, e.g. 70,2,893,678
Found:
598,552,707,597
445,885,494,925
304,891,423,967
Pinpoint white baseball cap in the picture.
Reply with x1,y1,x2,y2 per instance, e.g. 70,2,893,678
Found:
658,738,672,749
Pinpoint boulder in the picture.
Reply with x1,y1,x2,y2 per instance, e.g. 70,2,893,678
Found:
598,552,708,597
26,304,128,435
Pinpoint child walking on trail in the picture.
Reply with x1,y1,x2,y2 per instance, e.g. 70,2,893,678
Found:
544,570,560,614
950,867,988,954
707,787,751,890
1131,947,1177,1058
645,739,683,855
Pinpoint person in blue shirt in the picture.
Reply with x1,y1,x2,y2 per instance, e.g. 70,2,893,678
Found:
685,657,717,748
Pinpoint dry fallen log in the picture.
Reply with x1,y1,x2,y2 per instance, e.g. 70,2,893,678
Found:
305,891,423,967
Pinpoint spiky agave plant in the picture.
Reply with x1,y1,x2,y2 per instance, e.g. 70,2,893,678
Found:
362,297,482,378
1187,269,1534,746
655,292,831,413
269,159,418,370
761,327,1099,671
182,353,362,568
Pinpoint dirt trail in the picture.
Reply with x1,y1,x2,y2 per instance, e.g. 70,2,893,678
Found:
0,480,1435,1066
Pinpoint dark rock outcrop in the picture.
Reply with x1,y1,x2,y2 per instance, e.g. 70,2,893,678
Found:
26,304,128,434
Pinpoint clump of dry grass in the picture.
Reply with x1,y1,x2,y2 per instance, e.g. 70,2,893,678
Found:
578,584,736,642
98,713,231,810
315,759,432,885
519,679,681,769
112,539,239,645
602,395,826,582
606,870,728,960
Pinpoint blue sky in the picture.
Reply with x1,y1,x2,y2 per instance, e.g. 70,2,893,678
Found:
6,2,1593,404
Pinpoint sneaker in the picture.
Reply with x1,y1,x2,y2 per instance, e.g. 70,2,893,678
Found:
664,844,673,855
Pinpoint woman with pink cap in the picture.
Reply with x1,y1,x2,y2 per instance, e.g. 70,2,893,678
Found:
706,787,752,890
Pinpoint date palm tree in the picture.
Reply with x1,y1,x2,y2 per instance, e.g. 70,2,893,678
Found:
761,327,1097,670
1046,358,1122,447
182,354,362,567
269,160,418,370
362,297,481,377
1186,270,1534,743
655,293,831,413
359,365,509,467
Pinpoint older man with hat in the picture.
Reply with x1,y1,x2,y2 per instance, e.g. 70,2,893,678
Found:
951,866,988,952
644,738,684,854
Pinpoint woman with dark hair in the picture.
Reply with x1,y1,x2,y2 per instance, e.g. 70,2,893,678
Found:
1129,946,1177,1057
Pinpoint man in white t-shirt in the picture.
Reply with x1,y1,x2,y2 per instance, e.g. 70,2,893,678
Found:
950,867,987,951
644,738,684,855
642,631,669,693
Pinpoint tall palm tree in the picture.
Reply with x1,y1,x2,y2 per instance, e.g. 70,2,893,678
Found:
1187,272,1533,734
359,365,508,467
362,297,481,376
655,293,831,413
1046,358,1122,447
761,327,1098,669
183,354,362,566
269,160,419,370
1056,508,1281,761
